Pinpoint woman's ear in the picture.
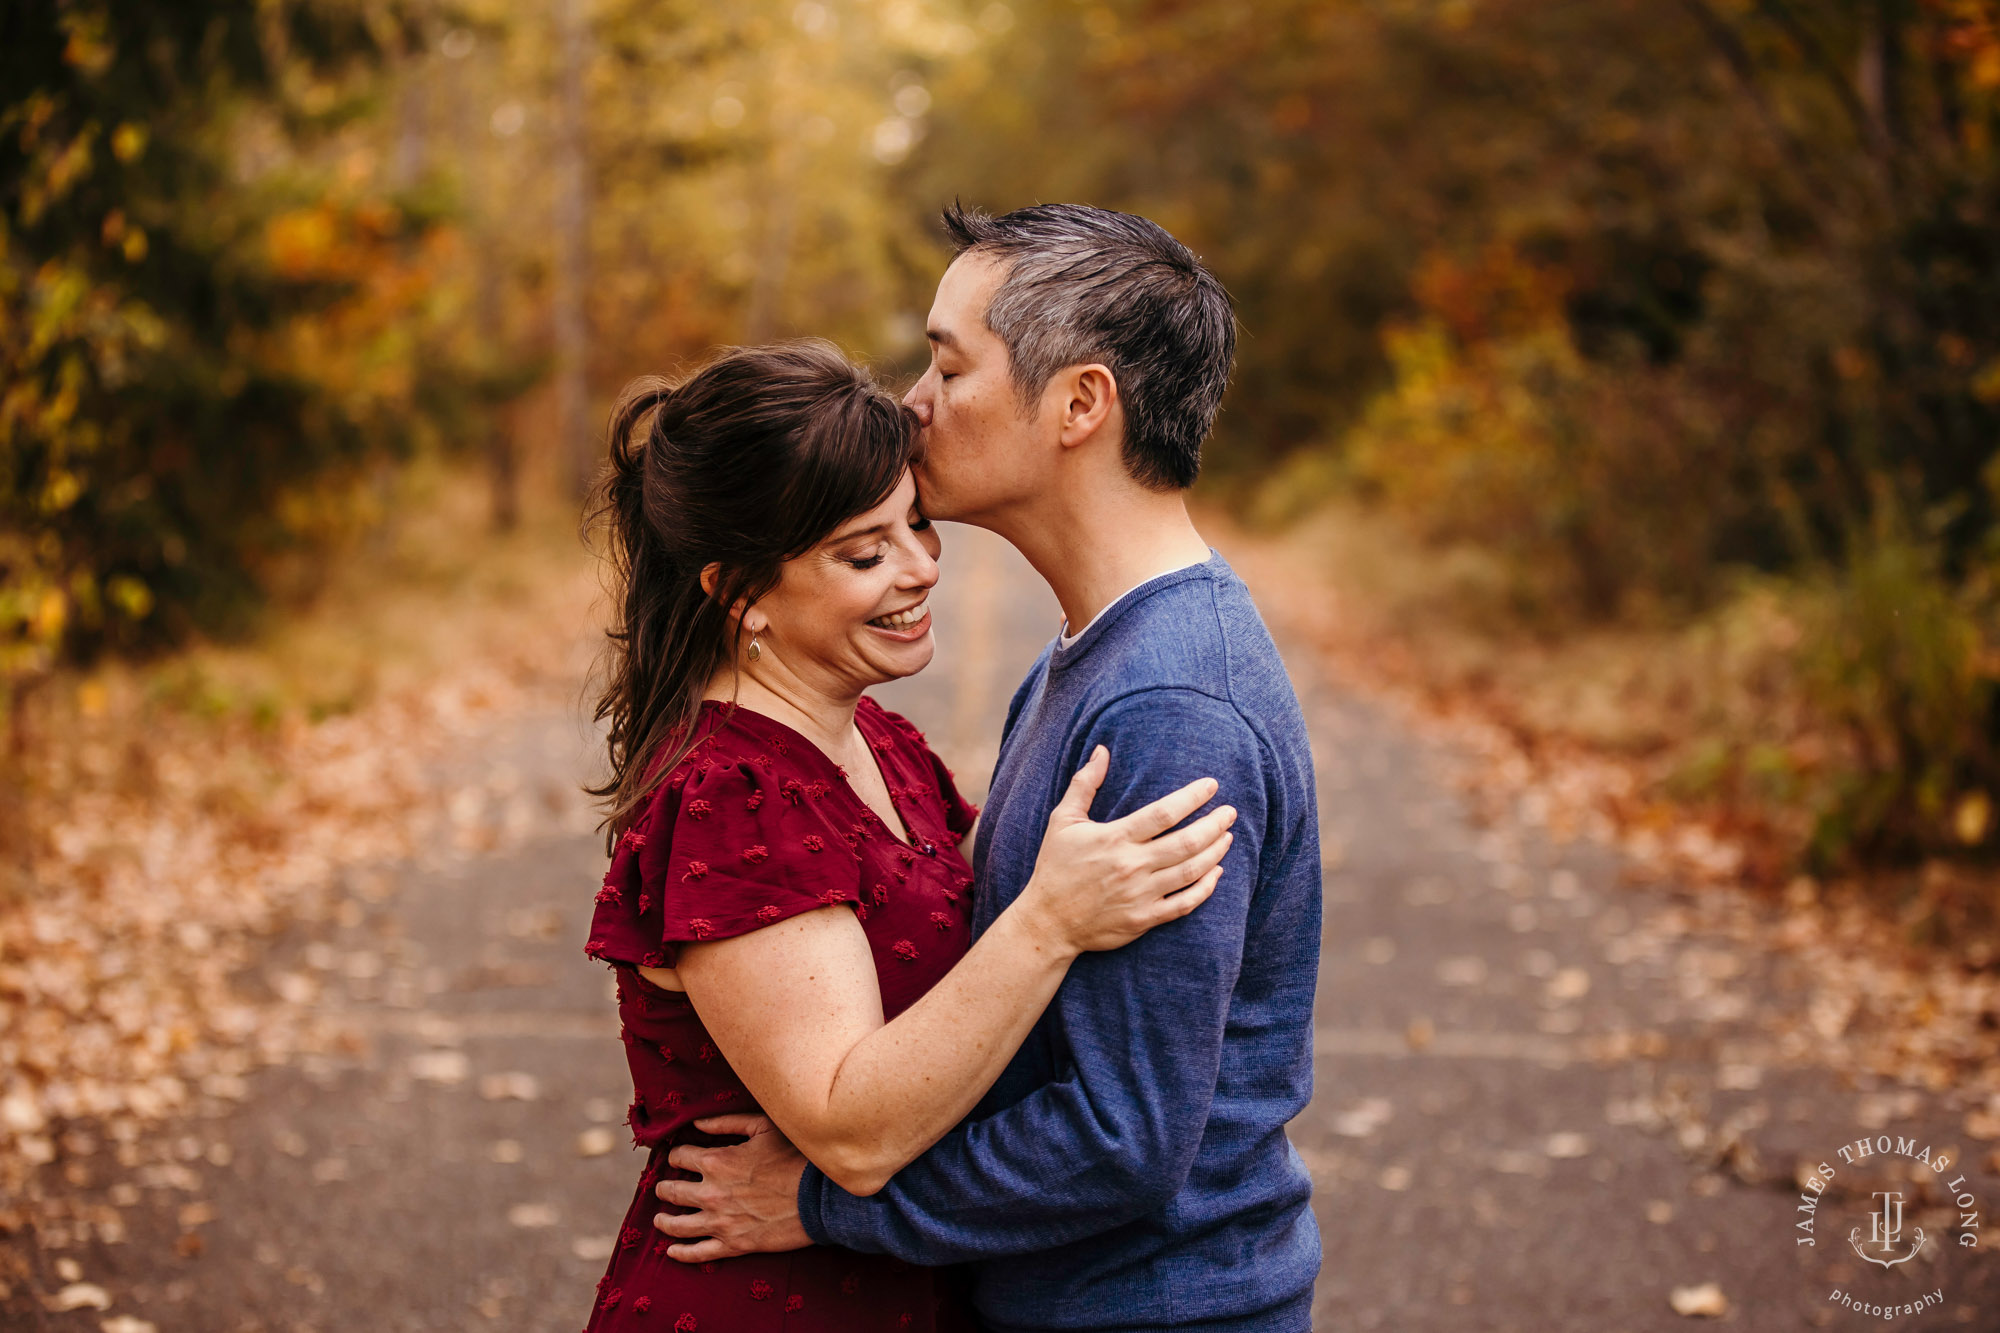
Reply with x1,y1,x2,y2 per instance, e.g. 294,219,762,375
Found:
701,563,767,638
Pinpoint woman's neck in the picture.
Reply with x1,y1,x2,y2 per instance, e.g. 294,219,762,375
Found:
703,670,863,762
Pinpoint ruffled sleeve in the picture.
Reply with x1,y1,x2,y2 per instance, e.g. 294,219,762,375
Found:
585,753,865,969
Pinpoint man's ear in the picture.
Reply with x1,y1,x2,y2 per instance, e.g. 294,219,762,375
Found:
1056,364,1120,450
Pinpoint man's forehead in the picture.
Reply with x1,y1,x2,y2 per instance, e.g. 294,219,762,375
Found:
930,253,1006,342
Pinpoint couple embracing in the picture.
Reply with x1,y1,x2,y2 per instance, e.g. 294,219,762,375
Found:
580,203,1323,1333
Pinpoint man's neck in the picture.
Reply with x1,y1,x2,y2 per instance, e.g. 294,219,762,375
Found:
990,484,1211,633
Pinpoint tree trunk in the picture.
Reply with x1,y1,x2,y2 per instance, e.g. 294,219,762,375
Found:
551,0,593,497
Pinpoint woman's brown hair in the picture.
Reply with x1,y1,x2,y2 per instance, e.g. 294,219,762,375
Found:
587,340,917,844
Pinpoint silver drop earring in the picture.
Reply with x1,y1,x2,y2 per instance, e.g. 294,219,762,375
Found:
747,636,761,662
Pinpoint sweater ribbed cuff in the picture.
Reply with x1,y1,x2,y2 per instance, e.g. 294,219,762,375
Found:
796,1161,835,1247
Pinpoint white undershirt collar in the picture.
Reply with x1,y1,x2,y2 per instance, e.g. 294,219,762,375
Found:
1057,557,1206,649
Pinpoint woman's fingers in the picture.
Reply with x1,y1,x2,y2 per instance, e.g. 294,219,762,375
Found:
1049,746,1110,824
1113,775,1220,841
1132,801,1236,870
1155,829,1232,891
1154,864,1222,923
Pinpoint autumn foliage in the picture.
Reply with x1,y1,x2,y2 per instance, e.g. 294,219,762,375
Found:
1,0,490,684
7,0,2000,883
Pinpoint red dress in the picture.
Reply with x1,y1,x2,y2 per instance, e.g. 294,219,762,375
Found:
582,696,981,1333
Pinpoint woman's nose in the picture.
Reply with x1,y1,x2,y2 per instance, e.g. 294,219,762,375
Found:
904,540,940,587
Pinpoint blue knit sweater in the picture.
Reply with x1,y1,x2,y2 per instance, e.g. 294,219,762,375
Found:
799,552,1322,1332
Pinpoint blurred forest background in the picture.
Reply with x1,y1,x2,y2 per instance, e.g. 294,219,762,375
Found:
5,0,2000,927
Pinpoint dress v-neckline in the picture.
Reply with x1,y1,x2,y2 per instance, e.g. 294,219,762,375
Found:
698,698,922,850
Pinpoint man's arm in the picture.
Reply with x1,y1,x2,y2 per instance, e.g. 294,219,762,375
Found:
800,689,1271,1264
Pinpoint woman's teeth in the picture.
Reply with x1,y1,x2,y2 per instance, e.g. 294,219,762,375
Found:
869,600,928,630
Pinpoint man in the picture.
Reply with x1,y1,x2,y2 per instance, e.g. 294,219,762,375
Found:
653,203,1323,1332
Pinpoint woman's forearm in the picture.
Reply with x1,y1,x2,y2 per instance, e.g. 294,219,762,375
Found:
680,896,1077,1198
803,902,1074,1193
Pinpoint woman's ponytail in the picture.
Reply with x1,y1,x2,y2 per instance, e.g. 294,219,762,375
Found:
589,378,716,846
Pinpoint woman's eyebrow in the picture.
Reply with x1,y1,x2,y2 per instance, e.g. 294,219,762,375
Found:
827,520,890,544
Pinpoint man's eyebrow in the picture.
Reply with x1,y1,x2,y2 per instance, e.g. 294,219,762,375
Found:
926,326,959,348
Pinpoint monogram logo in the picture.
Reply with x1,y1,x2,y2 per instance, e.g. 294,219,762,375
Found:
1848,1190,1926,1269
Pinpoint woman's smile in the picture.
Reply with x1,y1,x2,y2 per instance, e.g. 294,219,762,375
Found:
866,596,932,641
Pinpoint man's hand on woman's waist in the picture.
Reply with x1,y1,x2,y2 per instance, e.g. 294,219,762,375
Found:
653,1114,812,1262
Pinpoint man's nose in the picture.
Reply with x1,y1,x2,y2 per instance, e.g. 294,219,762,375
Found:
901,383,933,427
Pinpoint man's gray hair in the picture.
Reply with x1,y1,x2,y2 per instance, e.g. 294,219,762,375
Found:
942,202,1236,490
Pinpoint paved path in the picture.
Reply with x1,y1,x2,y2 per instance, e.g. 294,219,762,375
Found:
7,524,1996,1331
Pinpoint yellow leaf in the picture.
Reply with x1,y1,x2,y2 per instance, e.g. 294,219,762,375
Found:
1953,790,1992,845
110,122,146,163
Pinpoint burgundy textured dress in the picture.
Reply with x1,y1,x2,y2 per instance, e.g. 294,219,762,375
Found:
582,696,981,1333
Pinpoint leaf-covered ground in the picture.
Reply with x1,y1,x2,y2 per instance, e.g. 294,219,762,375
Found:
2,508,1996,1330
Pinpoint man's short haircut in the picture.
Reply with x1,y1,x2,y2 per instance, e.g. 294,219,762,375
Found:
941,201,1236,490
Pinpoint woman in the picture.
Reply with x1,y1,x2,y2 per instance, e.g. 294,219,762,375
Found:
581,341,1235,1331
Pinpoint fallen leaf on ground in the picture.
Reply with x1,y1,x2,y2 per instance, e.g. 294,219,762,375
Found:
490,1139,523,1164
1493,1150,1546,1176
479,1072,541,1102
1436,956,1488,987
51,1283,112,1312
101,1318,157,1333
1544,1132,1591,1159
1669,1283,1728,1317
577,1127,617,1158
1377,1166,1412,1191
1333,1098,1394,1139
572,1235,615,1261
409,1050,470,1085
1546,967,1591,1002
506,1203,556,1228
